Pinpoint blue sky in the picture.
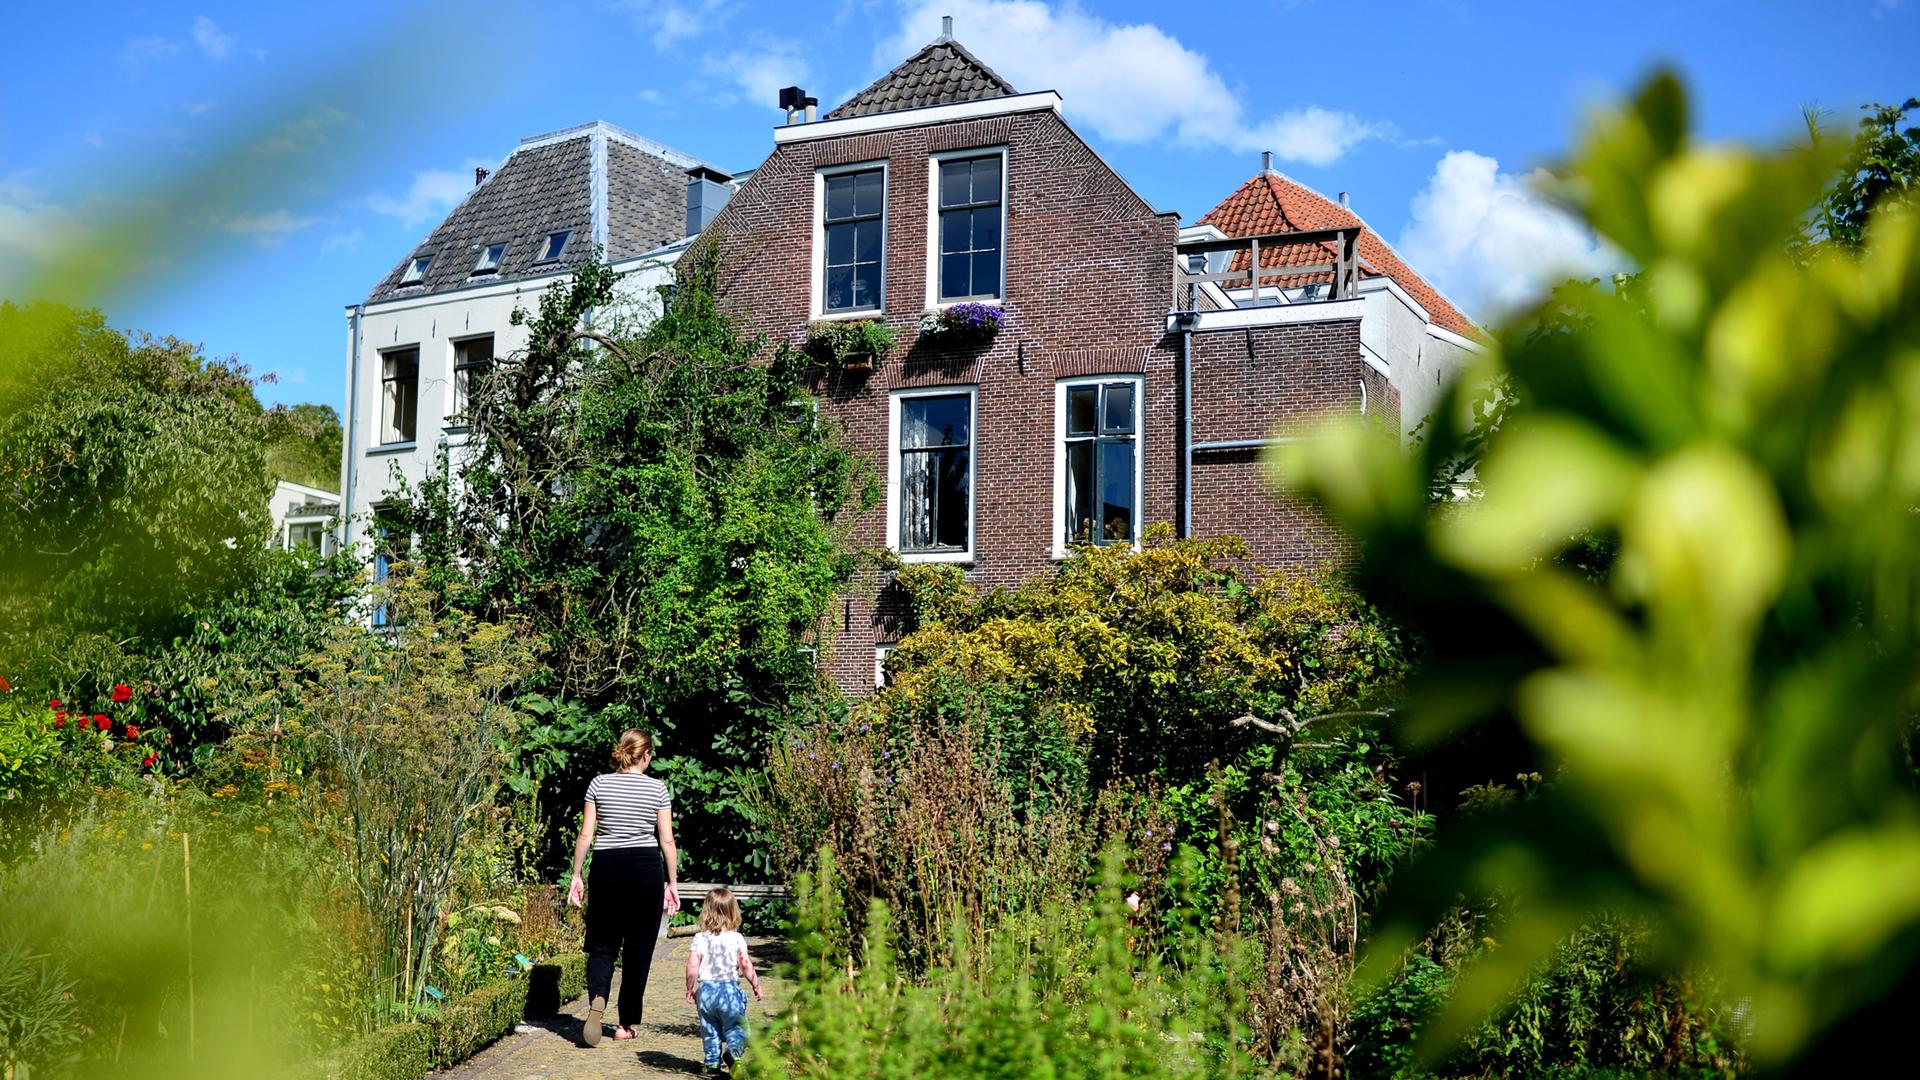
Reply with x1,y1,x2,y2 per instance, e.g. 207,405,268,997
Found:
1,0,1912,411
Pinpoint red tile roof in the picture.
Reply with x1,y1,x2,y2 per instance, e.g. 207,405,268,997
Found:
1197,171,1477,337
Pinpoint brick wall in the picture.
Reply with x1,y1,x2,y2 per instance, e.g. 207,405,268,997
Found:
700,110,1378,694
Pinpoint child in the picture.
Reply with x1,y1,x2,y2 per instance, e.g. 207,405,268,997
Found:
686,887,764,1076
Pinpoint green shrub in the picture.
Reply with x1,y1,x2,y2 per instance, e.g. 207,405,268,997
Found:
425,976,528,1068
0,941,80,1078
318,1022,433,1080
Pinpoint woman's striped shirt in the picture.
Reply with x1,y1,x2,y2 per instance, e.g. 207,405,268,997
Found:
585,772,672,850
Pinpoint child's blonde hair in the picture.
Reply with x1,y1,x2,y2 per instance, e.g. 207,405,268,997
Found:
699,887,742,933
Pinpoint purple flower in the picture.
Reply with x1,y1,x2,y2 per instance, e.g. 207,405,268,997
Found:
880,750,891,760
858,724,870,734
830,762,841,771
1144,828,1154,838
1160,842,1172,853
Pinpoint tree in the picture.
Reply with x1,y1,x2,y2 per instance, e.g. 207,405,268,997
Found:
261,402,343,491
406,250,875,876
1810,97,1919,250
1279,72,1920,1072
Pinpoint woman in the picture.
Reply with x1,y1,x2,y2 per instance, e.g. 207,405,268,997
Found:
567,729,681,1046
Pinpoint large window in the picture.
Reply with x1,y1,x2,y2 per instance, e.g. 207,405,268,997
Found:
892,390,973,557
381,347,419,445
936,154,1003,302
1060,379,1139,548
822,167,884,313
450,335,492,428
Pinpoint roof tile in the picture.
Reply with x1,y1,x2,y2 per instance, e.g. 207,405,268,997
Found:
824,38,1018,120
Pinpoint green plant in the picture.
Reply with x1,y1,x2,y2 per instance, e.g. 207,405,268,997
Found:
0,942,80,1079
423,975,529,1068
1278,71,1920,1069
318,1022,433,1080
803,317,896,369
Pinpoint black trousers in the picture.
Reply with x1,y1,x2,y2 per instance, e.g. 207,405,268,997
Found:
584,845,666,1028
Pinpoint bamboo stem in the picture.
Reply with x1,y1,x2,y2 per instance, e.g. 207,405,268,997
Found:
183,832,196,1061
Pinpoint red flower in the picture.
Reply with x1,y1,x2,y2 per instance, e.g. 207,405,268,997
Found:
111,684,132,704
0,675,11,692
142,752,158,769
95,714,110,731
48,698,61,709
124,724,141,740
53,715,66,728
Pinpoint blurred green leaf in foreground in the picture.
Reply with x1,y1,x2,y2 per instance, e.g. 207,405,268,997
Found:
1277,71,1920,1072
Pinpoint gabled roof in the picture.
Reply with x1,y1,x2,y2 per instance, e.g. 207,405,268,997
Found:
367,121,716,304
824,35,1017,120
1198,171,1477,337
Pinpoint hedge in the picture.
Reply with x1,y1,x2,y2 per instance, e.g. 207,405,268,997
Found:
321,953,590,1080
317,1021,432,1080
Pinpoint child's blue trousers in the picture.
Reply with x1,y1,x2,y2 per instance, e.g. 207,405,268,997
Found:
695,980,748,1065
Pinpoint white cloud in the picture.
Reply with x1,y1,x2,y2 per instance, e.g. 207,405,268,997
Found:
701,41,812,108
220,209,319,246
184,100,218,116
365,164,485,229
1396,150,1620,318
85,132,106,150
874,0,1389,164
123,36,181,64
192,16,233,59
321,228,364,254
609,0,731,48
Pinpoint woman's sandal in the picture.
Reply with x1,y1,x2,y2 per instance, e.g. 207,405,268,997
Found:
583,996,607,1047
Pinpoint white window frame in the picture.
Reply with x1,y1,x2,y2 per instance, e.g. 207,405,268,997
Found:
1052,375,1144,559
399,254,432,285
924,146,1008,309
448,333,493,430
472,242,506,275
378,345,420,447
875,643,896,689
811,159,889,320
534,230,571,264
887,385,977,563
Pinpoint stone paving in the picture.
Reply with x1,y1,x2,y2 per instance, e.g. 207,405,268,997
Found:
437,935,788,1079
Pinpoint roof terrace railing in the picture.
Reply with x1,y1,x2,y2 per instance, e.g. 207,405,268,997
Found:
1172,226,1362,312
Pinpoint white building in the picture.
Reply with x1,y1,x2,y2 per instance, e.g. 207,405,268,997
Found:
270,479,340,555
338,120,734,560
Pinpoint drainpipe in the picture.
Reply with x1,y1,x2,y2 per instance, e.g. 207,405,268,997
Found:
342,302,364,554
1173,310,1199,538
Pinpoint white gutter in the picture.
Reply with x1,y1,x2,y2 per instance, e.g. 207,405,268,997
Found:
772,91,1063,144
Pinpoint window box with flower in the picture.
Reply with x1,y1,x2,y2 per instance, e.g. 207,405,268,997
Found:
804,318,897,373
917,302,1003,345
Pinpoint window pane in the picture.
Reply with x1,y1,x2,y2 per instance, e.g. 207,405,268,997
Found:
854,169,883,216
1067,387,1097,435
941,161,969,209
826,221,853,265
853,263,882,309
826,266,854,310
1103,383,1134,433
940,253,970,300
854,219,882,264
972,205,1000,251
1066,440,1095,544
902,394,970,448
940,209,968,255
971,156,1000,203
826,175,854,220
900,451,935,550
1100,440,1134,542
971,251,999,300
934,448,970,548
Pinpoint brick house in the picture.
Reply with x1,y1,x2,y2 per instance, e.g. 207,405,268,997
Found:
694,24,1480,695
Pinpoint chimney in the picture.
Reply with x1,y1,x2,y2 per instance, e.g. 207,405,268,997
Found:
780,86,810,125
685,165,734,237
1260,150,1273,174
941,14,954,40
474,166,489,186
1338,191,1351,209
805,95,817,123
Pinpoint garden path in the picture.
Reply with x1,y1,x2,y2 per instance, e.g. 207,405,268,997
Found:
436,935,789,1079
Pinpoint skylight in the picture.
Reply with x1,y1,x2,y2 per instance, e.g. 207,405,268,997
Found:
473,243,506,274
400,255,432,284
537,230,570,262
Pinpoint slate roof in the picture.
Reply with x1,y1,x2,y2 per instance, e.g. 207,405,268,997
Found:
367,122,717,304
824,36,1017,120
1198,171,1477,337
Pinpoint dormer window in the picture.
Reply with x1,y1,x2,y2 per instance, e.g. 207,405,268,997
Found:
400,255,432,285
535,230,570,263
473,243,506,275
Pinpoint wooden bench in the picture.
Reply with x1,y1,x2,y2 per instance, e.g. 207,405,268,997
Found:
662,882,791,938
